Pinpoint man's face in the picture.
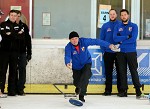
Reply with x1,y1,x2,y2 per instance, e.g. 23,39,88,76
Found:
120,11,129,23
16,13,21,23
9,12,17,22
70,37,79,46
109,10,117,21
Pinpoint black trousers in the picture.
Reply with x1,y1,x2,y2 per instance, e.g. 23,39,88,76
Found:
72,63,92,96
103,52,120,93
116,52,141,91
0,51,18,93
15,53,27,92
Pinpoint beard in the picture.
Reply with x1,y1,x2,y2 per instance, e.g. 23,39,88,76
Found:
122,19,128,23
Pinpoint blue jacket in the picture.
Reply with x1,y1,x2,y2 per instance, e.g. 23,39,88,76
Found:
100,20,120,53
113,20,138,53
65,38,111,70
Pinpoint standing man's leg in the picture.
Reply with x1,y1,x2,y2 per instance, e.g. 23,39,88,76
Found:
103,52,116,95
15,55,19,94
8,52,18,96
115,53,121,93
0,52,9,95
116,52,128,97
127,52,142,97
17,53,27,95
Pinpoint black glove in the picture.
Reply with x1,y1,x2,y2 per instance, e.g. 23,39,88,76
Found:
117,33,121,36
26,55,31,62
128,35,132,39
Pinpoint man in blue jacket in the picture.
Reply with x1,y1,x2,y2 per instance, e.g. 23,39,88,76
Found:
65,31,116,102
100,9,121,96
113,9,142,98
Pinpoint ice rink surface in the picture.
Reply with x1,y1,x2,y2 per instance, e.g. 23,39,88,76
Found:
0,94,149,109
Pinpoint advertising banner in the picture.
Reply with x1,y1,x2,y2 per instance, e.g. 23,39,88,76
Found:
89,47,150,85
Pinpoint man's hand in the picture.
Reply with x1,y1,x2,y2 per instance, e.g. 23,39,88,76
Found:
66,63,72,70
111,44,120,52
18,30,23,34
18,29,24,34
26,55,31,62
115,44,120,49
109,44,116,50
6,32,11,35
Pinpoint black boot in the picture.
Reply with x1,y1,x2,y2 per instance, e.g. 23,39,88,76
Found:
79,95,85,102
136,88,142,99
102,91,111,96
8,92,16,96
75,87,81,95
18,90,25,96
117,90,127,97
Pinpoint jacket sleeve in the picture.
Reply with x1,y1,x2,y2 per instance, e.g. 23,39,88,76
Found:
0,22,6,36
83,38,110,48
24,24,32,56
0,22,14,40
99,25,106,53
121,24,138,44
113,25,128,43
0,24,1,42
0,22,8,39
64,44,72,65
0,23,1,35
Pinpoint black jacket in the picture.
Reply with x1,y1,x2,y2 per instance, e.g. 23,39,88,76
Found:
18,20,32,55
0,19,21,52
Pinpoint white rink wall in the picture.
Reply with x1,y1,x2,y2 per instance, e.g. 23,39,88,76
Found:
26,39,73,84
25,39,150,84
6,39,150,84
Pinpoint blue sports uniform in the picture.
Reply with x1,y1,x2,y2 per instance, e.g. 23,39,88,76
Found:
65,38,110,70
113,20,138,52
64,37,111,98
113,20,142,97
100,20,120,53
100,20,121,95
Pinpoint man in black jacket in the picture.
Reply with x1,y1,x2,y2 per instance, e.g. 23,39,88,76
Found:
0,10,23,96
0,9,4,42
0,9,7,98
15,10,32,95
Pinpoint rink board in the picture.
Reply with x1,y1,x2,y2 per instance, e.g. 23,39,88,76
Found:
4,48,150,94
89,47,150,85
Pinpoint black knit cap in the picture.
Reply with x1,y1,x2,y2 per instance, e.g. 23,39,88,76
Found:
69,31,79,39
